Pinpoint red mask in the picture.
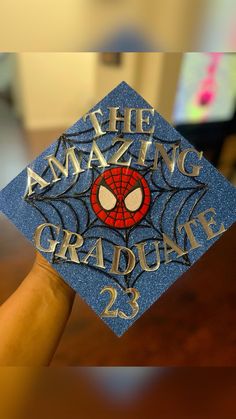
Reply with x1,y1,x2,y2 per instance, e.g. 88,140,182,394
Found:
90,167,151,229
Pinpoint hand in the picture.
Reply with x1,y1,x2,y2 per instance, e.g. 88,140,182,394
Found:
0,252,75,366
33,252,75,302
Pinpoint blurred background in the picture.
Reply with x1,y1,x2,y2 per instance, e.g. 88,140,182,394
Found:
0,52,236,188
0,0,235,51
0,52,236,365
1,367,236,419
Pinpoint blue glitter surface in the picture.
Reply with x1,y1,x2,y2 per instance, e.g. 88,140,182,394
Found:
0,81,236,336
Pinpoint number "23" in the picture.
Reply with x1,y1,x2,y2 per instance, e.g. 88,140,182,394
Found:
100,287,140,320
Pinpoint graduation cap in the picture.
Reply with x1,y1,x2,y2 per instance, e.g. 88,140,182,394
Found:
0,81,236,336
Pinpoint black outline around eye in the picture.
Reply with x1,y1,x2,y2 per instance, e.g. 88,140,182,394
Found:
98,183,117,211
124,185,144,212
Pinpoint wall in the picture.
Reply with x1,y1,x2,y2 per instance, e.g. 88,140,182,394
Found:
0,0,84,51
96,54,138,99
13,52,182,130
0,0,207,51
14,53,97,130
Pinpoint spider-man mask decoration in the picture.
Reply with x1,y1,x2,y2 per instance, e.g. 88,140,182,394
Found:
90,167,151,229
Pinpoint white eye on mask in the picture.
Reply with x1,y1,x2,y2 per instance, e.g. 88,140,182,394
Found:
124,187,143,212
98,185,117,210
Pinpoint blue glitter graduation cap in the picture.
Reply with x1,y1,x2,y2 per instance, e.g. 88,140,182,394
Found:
0,82,236,336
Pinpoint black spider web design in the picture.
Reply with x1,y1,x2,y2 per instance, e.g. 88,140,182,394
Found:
24,113,208,292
